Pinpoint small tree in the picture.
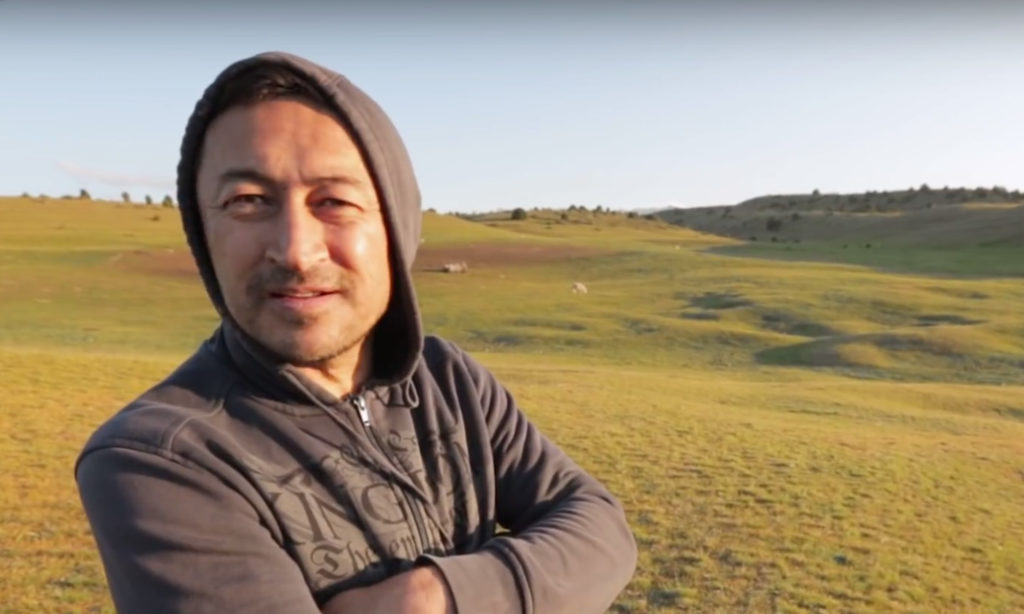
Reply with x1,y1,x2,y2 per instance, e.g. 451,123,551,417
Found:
121,191,131,204
765,217,783,232
79,188,91,200
161,195,175,208
510,207,527,221
144,194,153,205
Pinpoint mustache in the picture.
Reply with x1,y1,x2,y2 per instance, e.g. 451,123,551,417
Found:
245,266,355,299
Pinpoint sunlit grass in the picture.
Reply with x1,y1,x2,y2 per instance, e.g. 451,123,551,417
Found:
2,197,1023,613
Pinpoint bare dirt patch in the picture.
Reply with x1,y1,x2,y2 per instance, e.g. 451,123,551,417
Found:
108,248,198,279
414,243,606,271
108,243,605,278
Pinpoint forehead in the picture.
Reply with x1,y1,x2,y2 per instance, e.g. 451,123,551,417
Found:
198,98,367,176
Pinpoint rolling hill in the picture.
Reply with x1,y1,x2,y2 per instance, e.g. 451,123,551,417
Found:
654,186,1024,247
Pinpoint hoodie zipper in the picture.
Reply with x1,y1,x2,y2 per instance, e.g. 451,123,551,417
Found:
353,393,372,427
351,393,433,553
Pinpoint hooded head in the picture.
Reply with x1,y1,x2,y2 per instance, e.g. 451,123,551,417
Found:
177,52,423,390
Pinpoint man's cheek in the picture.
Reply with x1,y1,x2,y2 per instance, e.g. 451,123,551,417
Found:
337,232,371,262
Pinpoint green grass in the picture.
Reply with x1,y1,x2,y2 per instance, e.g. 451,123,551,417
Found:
3,197,1024,613
713,242,1024,278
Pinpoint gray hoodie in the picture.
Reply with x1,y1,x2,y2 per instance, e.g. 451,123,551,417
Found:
76,51,637,614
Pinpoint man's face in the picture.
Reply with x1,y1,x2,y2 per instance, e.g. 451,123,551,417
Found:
196,99,392,366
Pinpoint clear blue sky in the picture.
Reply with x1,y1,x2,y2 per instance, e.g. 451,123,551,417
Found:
1,1,1022,212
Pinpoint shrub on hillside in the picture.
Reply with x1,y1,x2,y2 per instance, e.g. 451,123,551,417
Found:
161,195,175,208
79,189,91,200
510,207,527,220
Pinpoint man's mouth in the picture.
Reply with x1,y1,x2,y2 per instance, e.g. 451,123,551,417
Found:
268,287,337,299
265,288,341,312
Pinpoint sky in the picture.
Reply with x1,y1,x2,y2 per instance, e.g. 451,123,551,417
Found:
1,0,1023,213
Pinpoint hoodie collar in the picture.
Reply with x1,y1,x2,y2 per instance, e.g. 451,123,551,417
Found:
177,51,424,399
216,321,418,410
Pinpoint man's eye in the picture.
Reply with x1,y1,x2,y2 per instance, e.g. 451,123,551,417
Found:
316,198,364,217
318,198,352,209
223,194,267,212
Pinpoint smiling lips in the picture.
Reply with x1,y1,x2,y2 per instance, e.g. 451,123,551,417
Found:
270,287,335,298
267,287,340,311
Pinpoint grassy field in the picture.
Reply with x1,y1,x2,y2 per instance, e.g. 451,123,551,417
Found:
711,242,1024,279
2,196,1023,613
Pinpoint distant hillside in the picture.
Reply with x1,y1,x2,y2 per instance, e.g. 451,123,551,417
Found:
655,186,1024,247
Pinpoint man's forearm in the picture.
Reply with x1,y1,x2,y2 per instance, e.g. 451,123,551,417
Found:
321,565,454,614
423,484,637,614
450,346,638,613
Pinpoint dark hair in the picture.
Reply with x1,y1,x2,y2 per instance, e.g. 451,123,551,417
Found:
206,64,334,122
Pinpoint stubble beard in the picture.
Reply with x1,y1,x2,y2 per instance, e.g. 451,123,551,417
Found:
258,307,365,366
235,265,379,367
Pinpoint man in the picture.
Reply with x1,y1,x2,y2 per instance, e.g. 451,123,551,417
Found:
76,51,636,614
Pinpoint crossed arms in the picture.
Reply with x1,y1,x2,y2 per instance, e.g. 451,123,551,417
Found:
77,355,636,613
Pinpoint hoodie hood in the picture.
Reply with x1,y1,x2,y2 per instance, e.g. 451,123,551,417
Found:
176,51,423,390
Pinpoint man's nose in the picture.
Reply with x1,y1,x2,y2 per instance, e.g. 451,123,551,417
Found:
265,196,329,271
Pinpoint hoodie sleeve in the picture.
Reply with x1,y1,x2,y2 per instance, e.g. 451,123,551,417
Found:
77,447,322,614
422,350,637,614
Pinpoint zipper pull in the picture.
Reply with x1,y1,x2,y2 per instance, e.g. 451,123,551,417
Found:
352,394,371,428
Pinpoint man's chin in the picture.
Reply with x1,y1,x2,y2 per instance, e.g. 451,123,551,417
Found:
260,333,364,367
237,311,374,367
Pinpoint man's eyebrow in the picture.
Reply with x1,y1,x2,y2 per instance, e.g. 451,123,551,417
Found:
217,168,367,188
307,175,368,188
217,168,274,187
